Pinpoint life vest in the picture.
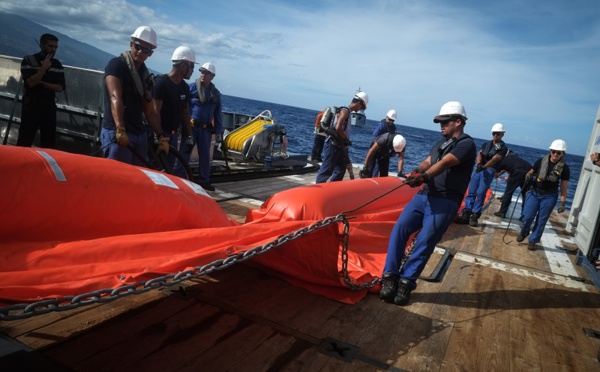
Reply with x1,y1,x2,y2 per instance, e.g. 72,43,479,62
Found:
481,140,505,161
431,133,472,165
537,154,565,183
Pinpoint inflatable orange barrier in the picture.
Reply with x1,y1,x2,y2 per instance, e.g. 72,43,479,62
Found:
0,146,235,243
0,146,421,306
245,178,420,303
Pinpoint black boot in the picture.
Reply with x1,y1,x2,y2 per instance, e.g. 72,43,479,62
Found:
469,214,478,227
379,274,398,302
455,210,471,224
393,279,413,306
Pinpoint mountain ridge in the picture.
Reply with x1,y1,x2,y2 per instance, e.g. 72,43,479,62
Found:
0,12,118,71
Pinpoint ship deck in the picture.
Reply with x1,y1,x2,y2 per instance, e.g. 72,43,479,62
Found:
2,169,600,371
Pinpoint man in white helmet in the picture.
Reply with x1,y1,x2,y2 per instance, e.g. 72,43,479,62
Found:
101,26,168,165
359,134,406,179
380,101,476,306
367,109,402,177
456,123,508,227
517,139,570,251
176,62,222,191
316,91,368,183
152,46,196,170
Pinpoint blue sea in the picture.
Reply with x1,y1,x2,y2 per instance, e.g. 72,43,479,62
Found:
222,95,584,209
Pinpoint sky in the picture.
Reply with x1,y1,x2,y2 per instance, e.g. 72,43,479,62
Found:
2,0,599,156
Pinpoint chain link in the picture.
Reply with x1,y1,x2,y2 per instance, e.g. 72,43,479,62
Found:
1,214,379,321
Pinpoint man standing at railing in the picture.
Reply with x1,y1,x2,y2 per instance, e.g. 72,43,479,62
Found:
17,33,65,149
176,62,223,191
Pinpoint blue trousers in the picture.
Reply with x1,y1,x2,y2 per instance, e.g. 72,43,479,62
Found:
464,167,495,215
176,127,212,182
316,139,346,183
101,128,147,166
520,190,557,244
383,193,460,289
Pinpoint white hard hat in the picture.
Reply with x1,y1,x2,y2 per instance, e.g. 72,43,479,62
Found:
171,46,196,63
392,134,406,153
549,139,568,152
131,26,157,48
200,62,216,75
491,123,505,133
386,109,397,121
354,91,369,108
434,101,468,123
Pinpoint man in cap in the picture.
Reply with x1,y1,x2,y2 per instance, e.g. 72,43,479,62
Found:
456,123,508,227
379,101,476,306
176,62,223,191
152,46,196,170
316,91,368,183
101,26,168,165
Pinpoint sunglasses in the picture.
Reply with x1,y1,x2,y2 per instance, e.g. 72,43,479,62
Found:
133,43,154,54
439,119,457,125
551,150,563,155
492,132,503,136
200,69,213,75
360,100,366,110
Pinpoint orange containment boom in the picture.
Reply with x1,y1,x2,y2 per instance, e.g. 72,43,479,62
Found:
0,146,419,309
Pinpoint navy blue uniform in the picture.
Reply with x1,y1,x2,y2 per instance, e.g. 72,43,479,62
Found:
383,134,476,289
494,152,532,216
17,52,65,148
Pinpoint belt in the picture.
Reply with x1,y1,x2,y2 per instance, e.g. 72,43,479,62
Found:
534,188,557,195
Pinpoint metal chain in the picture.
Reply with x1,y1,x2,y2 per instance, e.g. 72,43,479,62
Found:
1,213,376,321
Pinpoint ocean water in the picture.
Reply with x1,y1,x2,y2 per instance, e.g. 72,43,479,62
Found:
222,95,584,209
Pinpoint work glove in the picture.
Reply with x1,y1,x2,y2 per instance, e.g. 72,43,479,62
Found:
406,169,430,188
475,163,483,173
343,138,352,147
185,136,194,151
115,126,129,147
557,201,566,213
524,173,533,184
359,169,369,179
156,135,169,154
215,134,223,143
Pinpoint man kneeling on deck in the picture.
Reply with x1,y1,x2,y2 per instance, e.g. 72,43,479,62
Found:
380,101,476,306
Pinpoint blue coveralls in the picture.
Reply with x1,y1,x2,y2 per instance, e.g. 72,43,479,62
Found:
316,107,350,183
463,140,507,216
175,82,222,182
519,155,570,244
383,134,477,289
463,167,496,215
370,119,396,177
